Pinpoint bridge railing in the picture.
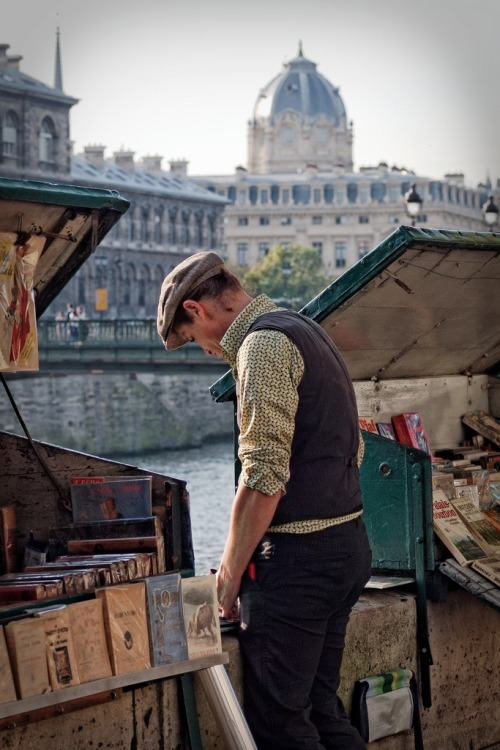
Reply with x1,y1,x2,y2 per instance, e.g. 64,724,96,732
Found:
38,319,161,347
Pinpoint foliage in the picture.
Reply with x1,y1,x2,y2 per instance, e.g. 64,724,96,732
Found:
242,244,330,310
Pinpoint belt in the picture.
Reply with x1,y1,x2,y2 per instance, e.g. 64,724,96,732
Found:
267,510,363,534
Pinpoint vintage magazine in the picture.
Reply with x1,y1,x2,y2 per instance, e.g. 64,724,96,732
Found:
450,496,500,556
0,231,45,372
358,416,378,434
96,581,151,675
36,605,81,690
67,598,113,682
145,573,188,666
5,617,51,698
70,476,152,522
392,412,433,456
181,575,222,660
432,489,486,566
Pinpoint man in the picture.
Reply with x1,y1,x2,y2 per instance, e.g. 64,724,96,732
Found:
157,252,371,750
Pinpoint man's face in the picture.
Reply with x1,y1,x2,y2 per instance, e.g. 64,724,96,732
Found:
174,315,224,357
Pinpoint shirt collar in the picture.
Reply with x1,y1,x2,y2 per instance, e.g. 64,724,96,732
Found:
220,294,277,369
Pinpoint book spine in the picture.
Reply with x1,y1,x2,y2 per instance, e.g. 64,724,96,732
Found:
1,506,18,574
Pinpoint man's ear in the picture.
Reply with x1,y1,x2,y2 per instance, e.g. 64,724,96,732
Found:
182,299,203,318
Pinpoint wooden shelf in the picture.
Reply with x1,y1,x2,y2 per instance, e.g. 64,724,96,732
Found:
0,652,229,724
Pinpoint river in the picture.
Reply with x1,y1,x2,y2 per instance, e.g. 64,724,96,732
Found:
113,439,236,575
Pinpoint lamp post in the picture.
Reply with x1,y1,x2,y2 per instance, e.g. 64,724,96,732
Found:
482,194,499,229
404,183,423,227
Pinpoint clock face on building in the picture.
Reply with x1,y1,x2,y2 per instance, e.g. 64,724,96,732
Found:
279,126,297,146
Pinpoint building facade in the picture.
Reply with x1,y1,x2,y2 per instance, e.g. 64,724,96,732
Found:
193,45,499,276
0,37,228,319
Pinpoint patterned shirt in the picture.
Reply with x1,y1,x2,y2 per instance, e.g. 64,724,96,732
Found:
220,295,305,496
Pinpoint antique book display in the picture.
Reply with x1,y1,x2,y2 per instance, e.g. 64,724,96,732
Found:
96,581,151,675
5,617,51,698
432,489,485,566
0,625,16,704
450,496,500,555
67,598,113,682
181,575,222,659
36,605,80,690
145,573,188,666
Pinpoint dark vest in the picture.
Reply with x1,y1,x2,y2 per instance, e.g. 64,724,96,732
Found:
245,311,362,525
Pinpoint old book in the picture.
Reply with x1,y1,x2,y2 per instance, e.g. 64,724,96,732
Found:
1,505,18,573
70,476,152,523
358,416,378,434
0,581,49,604
96,582,151,675
0,573,64,597
66,535,165,574
25,562,101,588
181,575,222,660
462,411,500,448
36,605,80,690
5,617,51,698
0,625,16,704
67,598,113,682
471,552,500,588
431,472,456,500
145,573,188,666
451,496,500,555
376,422,396,440
432,489,486,566
392,412,433,456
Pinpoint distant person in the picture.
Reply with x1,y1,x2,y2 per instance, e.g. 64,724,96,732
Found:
157,251,371,750
54,310,65,341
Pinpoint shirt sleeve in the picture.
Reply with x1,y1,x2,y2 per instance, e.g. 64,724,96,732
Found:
236,329,304,495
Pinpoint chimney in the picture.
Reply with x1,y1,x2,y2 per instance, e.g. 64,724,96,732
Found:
7,54,22,70
0,44,10,71
84,144,106,169
114,150,135,173
142,155,163,177
169,159,188,179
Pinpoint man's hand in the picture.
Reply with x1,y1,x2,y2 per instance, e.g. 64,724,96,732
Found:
216,566,241,619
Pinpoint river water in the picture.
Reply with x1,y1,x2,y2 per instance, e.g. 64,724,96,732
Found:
114,440,236,575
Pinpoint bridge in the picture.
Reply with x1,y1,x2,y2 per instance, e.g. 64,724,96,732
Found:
35,319,229,374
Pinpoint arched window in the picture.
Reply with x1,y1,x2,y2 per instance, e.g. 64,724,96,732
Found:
39,117,56,162
2,111,19,157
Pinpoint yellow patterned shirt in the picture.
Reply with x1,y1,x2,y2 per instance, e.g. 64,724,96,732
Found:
220,295,304,496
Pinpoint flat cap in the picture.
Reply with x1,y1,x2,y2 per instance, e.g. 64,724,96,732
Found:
157,251,225,350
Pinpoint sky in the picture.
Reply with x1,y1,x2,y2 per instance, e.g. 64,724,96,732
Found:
3,0,500,188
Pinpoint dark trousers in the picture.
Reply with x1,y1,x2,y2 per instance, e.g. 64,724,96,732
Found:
238,516,372,750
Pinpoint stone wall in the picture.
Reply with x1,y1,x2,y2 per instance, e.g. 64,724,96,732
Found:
0,371,234,456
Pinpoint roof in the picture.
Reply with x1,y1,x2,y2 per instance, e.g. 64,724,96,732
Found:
71,155,229,206
253,45,346,125
0,59,78,105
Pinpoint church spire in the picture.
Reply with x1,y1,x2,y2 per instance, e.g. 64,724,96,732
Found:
54,27,63,90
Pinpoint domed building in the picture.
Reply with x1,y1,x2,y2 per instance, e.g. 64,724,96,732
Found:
248,43,353,174
194,45,498,277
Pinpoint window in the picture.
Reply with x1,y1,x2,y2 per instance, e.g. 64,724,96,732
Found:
281,216,292,225
140,207,149,242
358,241,370,259
237,243,248,265
313,188,322,204
312,242,323,255
39,117,55,162
389,215,400,224
2,111,18,157
324,184,334,204
359,215,370,224
260,189,268,204
258,243,270,259
228,186,236,203
334,242,346,268
238,217,249,226
335,215,347,225
154,212,162,243
293,185,310,204
168,208,177,245
249,186,258,205
271,185,280,204
312,216,322,225
181,211,190,246
259,216,270,226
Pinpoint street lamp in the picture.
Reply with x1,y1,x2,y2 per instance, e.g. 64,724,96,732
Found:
482,194,499,229
404,183,423,227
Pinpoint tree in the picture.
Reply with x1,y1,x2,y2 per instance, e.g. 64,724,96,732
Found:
243,244,330,310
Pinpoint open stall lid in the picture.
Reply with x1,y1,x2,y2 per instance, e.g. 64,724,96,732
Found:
0,176,130,318
211,225,500,403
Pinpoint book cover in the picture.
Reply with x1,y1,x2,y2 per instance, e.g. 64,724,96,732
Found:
376,422,396,440
36,605,81,690
432,489,486,566
145,573,188,666
96,582,151,675
0,581,50,605
471,552,500,588
0,625,16,704
181,575,222,660
358,416,378,434
484,507,500,534
392,412,433,456
462,411,500,448
451,496,500,555
67,598,113,682
431,472,456,500
5,617,51,698
70,477,152,523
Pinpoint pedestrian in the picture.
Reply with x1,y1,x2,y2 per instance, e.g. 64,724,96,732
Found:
157,251,372,750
